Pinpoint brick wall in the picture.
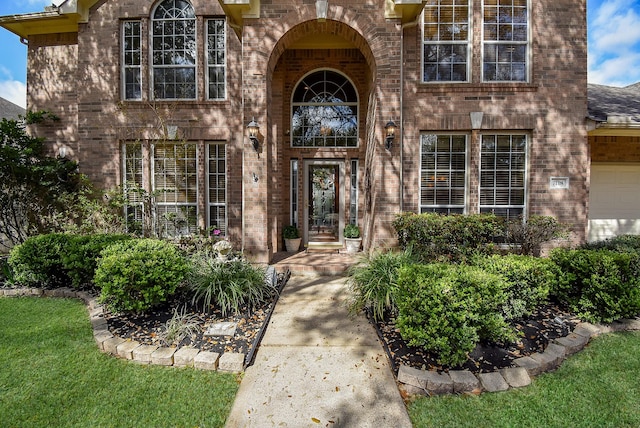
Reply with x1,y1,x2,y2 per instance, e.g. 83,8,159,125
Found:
24,0,589,260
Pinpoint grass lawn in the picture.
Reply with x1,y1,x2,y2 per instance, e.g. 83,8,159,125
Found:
408,330,640,428
0,297,238,428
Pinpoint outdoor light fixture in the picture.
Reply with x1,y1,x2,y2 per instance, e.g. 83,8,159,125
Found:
316,0,328,21
385,120,397,150
247,117,260,153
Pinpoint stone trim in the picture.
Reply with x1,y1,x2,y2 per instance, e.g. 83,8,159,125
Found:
397,319,640,396
0,287,245,373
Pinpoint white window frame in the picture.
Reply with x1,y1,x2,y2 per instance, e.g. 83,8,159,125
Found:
419,134,468,214
349,159,359,225
150,0,197,100
422,0,472,83
207,142,227,235
290,69,359,148
122,142,144,234
478,133,528,220
152,142,199,237
122,20,142,100
206,18,227,101
290,159,299,227
481,0,530,83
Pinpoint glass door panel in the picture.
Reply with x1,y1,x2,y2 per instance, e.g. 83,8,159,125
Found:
308,165,340,243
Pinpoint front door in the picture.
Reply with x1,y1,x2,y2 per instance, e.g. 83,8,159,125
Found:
303,160,345,246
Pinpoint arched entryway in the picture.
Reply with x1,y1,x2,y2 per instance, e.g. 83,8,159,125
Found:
267,21,376,252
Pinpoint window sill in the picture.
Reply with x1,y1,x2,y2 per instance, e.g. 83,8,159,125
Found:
416,82,539,95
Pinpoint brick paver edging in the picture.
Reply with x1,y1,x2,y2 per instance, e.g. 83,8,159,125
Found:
396,319,640,396
0,287,246,373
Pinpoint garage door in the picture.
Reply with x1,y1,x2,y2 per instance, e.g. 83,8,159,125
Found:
589,163,640,242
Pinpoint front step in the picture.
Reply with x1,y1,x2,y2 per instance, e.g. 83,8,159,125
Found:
271,251,358,276
305,243,343,253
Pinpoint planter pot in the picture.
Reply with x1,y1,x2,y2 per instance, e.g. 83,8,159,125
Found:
284,238,302,252
344,237,362,254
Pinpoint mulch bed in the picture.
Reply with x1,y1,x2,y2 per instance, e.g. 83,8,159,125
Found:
370,303,581,375
103,272,289,360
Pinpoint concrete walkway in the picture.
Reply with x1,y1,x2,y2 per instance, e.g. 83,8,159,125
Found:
225,276,412,428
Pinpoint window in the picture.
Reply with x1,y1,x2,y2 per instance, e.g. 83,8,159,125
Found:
291,70,358,147
483,0,529,82
479,134,527,219
122,142,144,234
122,21,142,100
206,19,226,100
290,159,299,227
349,159,359,224
152,0,196,99
420,134,467,214
422,0,470,82
153,143,198,236
208,142,227,234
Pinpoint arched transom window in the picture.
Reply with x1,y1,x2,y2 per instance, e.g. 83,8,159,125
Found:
291,70,358,147
152,0,196,99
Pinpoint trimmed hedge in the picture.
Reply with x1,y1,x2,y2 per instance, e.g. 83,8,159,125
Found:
581,234,640,254
396,263,515,366
62,234,132,288
94,239,190,313
393,212,503,262
550,248,640,323
8,233,71,288
470,254,558,321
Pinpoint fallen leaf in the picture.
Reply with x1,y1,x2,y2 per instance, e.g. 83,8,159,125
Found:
311,417,321,423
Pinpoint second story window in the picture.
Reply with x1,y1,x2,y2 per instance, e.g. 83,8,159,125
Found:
207,19,226,100
122,21,142,100
151,0,197,100
482,0,529,82
422,0,470,83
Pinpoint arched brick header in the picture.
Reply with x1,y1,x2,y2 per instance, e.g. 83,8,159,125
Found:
265,17,378,82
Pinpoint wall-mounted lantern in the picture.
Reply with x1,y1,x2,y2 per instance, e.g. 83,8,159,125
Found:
247,118,260,153
384,120,397,150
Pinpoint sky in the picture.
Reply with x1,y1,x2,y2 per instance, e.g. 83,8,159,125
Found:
0,0,639,108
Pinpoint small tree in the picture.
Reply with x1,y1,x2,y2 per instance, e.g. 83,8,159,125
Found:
0,115,83,250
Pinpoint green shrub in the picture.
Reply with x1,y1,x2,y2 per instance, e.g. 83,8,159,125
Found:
392,212,503,263
8,233,72,288
62,234,132,289
550,248,640,323
283,225,300,239
505,215,568,256
396,263,515,366
346,250,416,321
343,224,361,239
0,256,13,286
581,234,640,254
187,255,272,316
94,239,189,313
470,254,558,321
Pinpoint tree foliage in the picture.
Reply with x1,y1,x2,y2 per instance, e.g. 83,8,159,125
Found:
0,116,82,250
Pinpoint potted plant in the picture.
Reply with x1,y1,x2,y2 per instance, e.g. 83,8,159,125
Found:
283,225,302,252
343,224,362,253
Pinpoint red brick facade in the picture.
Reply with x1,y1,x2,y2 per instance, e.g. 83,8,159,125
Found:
20,0,589,262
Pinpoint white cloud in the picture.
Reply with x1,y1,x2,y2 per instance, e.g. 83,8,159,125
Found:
589,0,640,86
0,80,27,108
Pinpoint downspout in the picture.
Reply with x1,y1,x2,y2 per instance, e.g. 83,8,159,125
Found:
400,14,422,213
229,21,245,252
